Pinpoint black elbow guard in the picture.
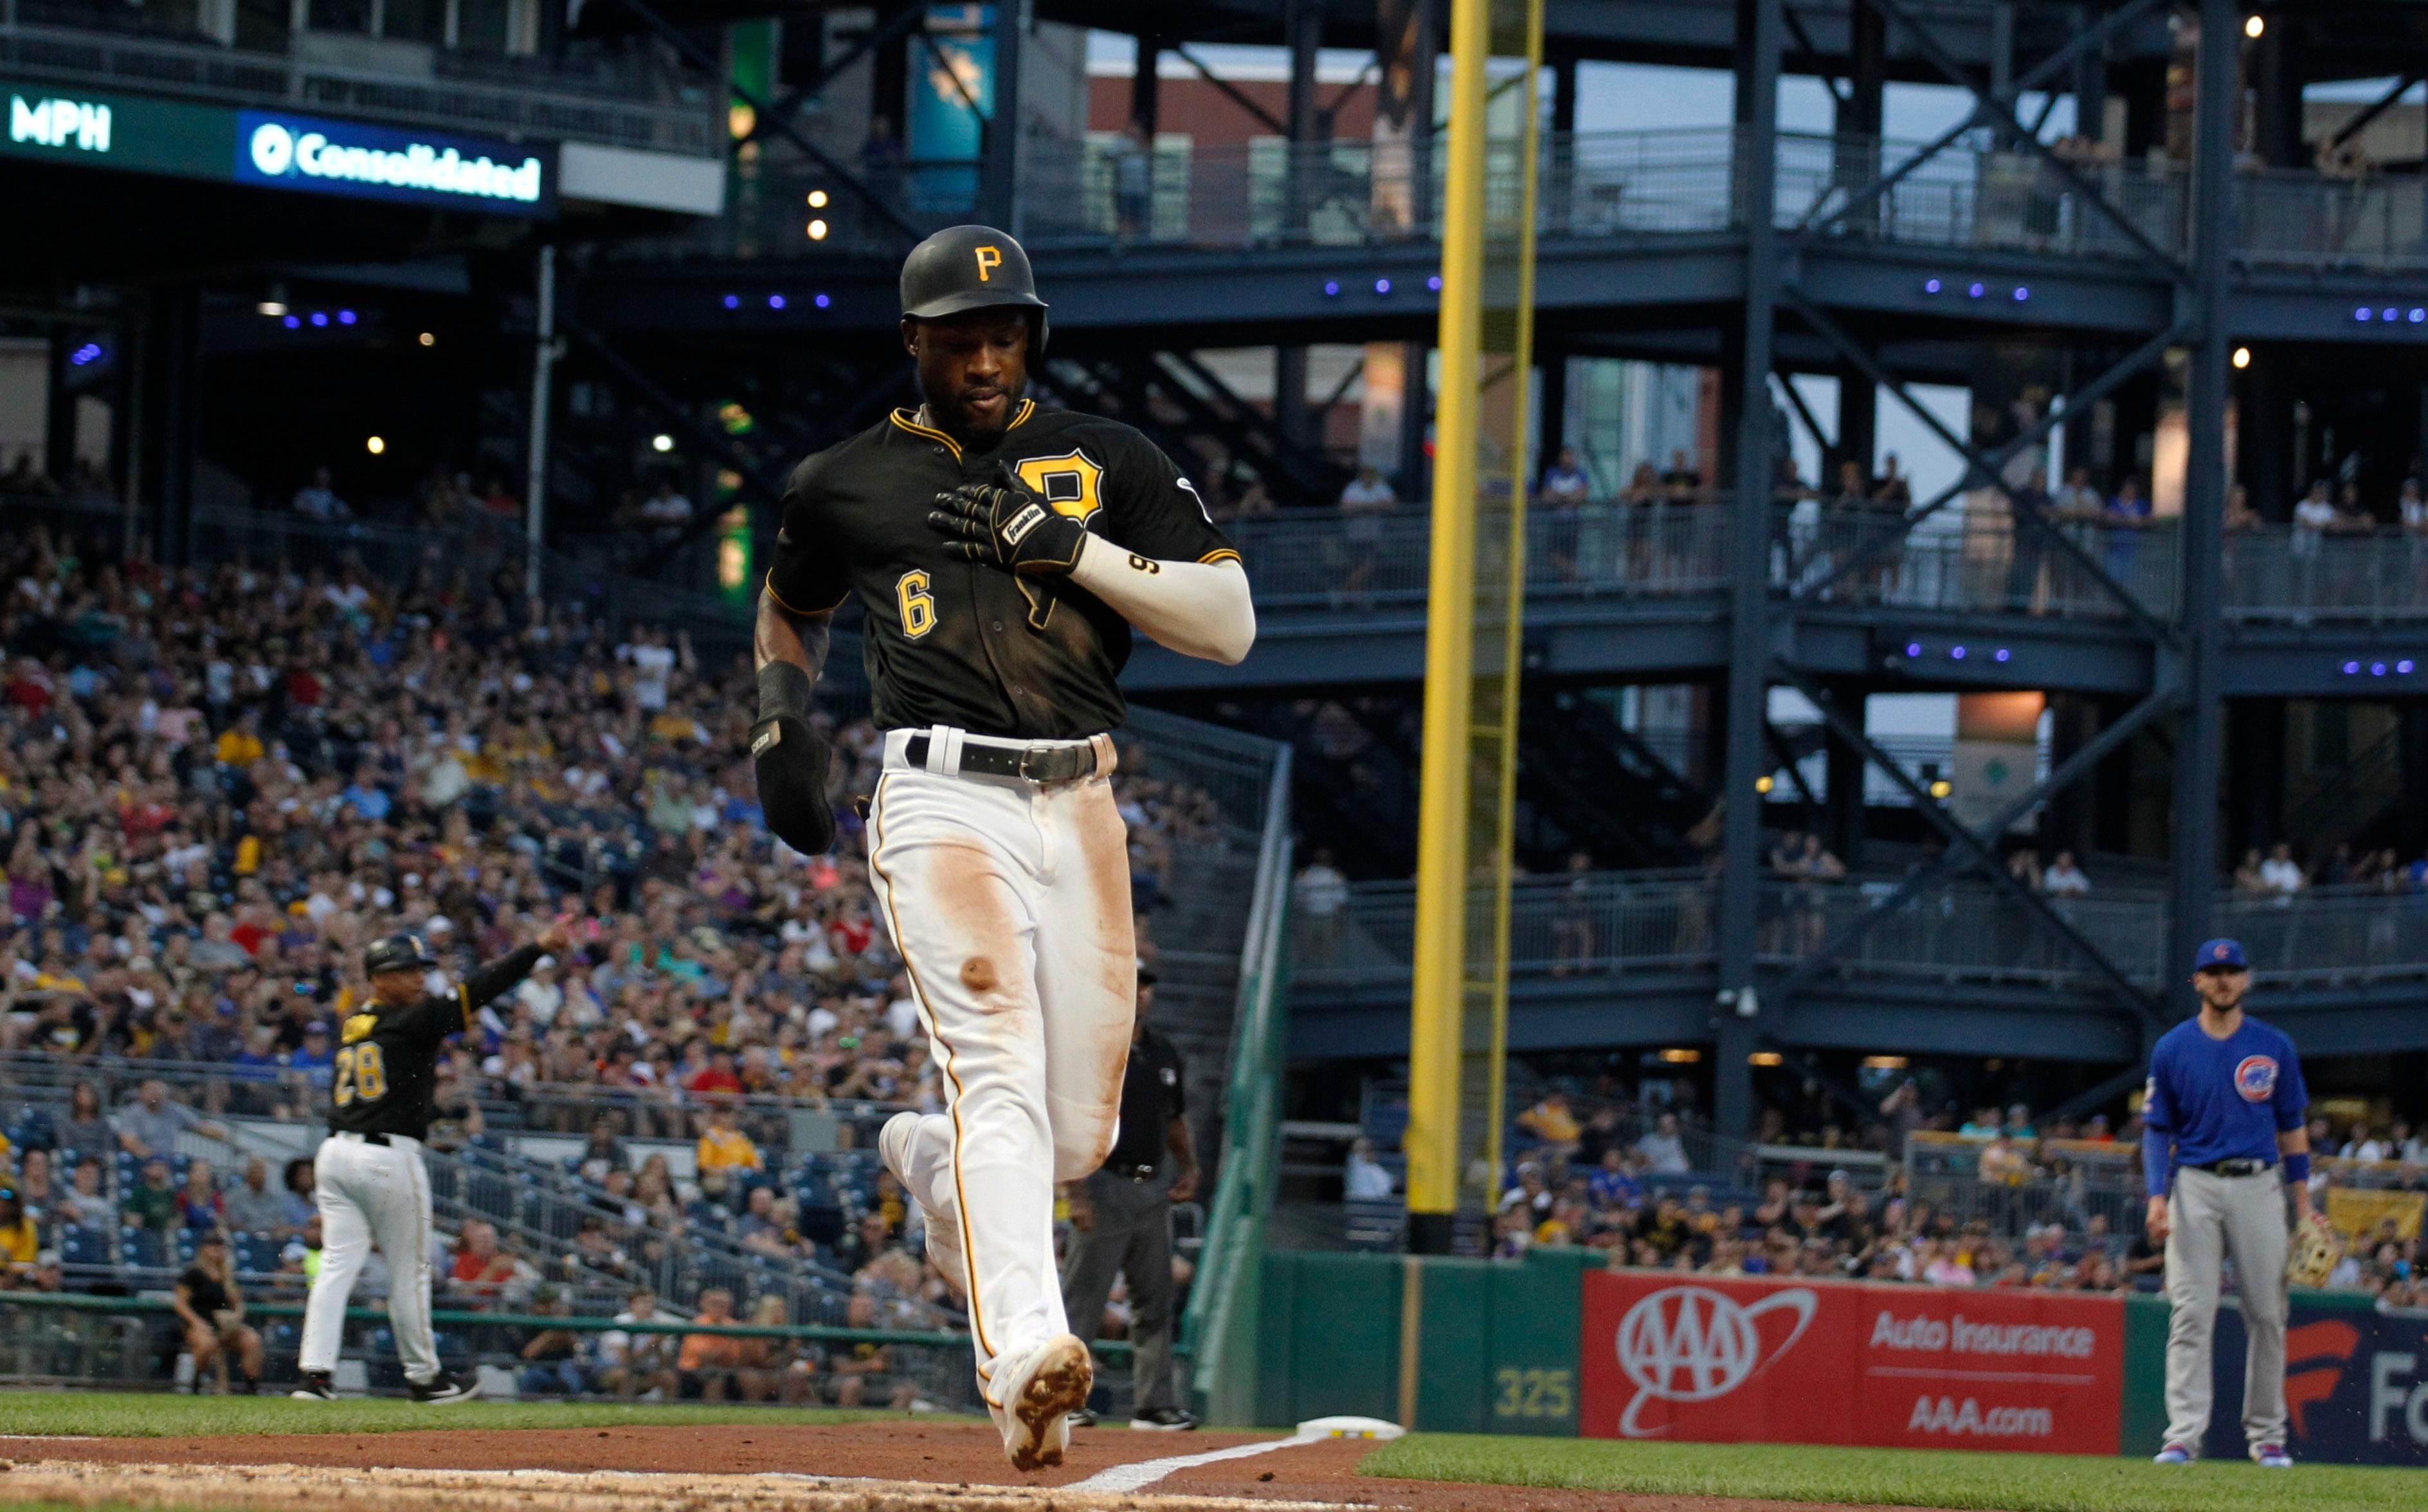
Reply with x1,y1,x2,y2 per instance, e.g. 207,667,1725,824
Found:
751,663,835,854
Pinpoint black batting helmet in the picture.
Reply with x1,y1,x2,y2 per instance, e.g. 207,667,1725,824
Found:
900,224,1049,355
364,932,438,977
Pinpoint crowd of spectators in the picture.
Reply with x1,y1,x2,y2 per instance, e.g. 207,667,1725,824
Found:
0,514,1228,1392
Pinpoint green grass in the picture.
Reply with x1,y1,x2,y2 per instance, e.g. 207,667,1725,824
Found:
0,1390,907,1439
1362,1434,2428,1512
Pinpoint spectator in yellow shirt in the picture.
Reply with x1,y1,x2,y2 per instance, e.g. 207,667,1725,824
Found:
695,1108,762,1177
0,1186,38,1270
214,715,265,768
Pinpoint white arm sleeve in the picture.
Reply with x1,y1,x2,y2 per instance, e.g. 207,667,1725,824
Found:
1067,536,1257,665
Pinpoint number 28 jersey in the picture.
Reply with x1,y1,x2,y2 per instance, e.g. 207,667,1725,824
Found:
328,944,542,1140
765,401,1238,741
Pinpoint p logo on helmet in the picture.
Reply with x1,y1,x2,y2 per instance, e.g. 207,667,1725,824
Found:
975,246,1003,282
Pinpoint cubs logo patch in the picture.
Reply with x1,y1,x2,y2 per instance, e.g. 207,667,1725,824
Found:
2234,1054,2279,1102
1015,448,1105,523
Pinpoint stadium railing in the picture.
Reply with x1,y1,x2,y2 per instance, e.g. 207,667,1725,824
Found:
1228,503,1734,608
1299,873,2428,991
2221,525,2428,621
1903,1131,2148,1243
1177,740,1291,1426
0,1289,1087,1407
0,9,720,156
683,126,2428,272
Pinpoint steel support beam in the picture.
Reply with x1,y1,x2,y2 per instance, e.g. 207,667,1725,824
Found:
1774,663,2170,1034
1773,680,2175,1004
2166,0,2236,1026
982,0,1025,228
741,1,924,147
610,0,923,244
1712,0,1783,1139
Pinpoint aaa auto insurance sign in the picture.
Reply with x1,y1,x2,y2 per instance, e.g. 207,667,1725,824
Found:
1581,1272,2123,1454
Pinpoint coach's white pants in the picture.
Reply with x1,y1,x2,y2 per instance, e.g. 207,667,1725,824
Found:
867,729,1134,1401
2163,1165,2291,1452
299,1132,440,1385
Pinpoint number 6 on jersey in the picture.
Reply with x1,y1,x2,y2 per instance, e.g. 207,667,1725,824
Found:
898,569,937,639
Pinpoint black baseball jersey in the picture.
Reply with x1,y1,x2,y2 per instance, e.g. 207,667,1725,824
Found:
765,400,1238,739
328,945,541,1139
1104,1024,1187,1173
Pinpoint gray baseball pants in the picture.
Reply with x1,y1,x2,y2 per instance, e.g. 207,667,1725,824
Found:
1060,1168,1177,1416
2162,1164,2291,1454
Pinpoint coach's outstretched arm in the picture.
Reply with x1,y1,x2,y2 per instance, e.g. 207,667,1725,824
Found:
751,584,838,854
457,917,575,1013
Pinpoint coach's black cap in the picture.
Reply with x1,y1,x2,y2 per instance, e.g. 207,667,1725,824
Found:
900,224,1049,354
364,932,438,977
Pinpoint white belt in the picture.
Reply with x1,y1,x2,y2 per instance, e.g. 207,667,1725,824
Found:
881,726,1116,786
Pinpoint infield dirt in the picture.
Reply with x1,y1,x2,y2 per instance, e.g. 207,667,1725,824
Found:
0,1420,1981,1512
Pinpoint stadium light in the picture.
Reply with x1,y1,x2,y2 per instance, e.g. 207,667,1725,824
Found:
257,301,287,318
366,435,386,455
807,219,829,240
1657,1048,1702,1064
1753,775,1775,794
1863,1055,1910,1070
728,103,756,140
2233,346,2251,368
1748,1051,1784,1067
1928,779,1953,799
419,332,435,347
807,190,829,209
2244,15,2264,39
651,434,675,453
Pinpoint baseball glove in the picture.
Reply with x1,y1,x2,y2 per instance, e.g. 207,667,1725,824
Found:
2286,1209,2340,1288
929,465,1089,577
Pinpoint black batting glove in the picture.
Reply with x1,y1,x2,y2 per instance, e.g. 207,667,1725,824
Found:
928,465,1089,577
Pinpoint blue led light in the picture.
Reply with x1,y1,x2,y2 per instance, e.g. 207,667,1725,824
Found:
2373,662,2389,676
309,311,329,327
1323,281,1340,296
768,294,786,309
2402,660,2418,674
1924,278,1942,294
1994,647,2011,663
1375,278,1391,294
1968,282,1984,298
2344,660,2362,674
814,293,831,309
282,315,300,329
2357,307,2374,321
722,294,739,310
1950,645,1967,660
337,309,357,325
68,343,102,366
1427,274,1442,291
2013,286,2029,302
1905,642,1922,658
2386,309,2401,322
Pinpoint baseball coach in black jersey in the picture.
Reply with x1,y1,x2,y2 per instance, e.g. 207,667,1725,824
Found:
291,919,569,1402
750,225,1254,1470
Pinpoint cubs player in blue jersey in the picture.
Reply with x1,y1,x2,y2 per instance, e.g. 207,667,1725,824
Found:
2141,937,2310,1468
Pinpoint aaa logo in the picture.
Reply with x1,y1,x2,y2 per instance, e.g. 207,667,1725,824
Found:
1612,1285,1818,1437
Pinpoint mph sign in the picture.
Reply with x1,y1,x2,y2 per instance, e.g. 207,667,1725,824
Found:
1581,1272,2123,1454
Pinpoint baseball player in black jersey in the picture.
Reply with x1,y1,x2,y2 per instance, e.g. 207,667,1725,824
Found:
291,921,568,1402
751,225,1255,1470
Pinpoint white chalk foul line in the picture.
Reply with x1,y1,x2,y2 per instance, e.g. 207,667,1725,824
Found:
1060,1432,1323,1495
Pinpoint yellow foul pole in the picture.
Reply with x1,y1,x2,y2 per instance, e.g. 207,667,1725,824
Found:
1406,0,1539,1253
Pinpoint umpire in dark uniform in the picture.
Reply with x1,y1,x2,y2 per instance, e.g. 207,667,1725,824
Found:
1060,963,1198,1430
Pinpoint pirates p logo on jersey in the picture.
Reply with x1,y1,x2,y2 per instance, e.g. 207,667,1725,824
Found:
1015,449,1105,523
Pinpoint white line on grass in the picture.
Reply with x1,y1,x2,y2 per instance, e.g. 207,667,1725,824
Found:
1062,1432,1323,1495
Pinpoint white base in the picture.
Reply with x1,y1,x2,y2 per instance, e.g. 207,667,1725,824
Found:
1295,1415,1406,1439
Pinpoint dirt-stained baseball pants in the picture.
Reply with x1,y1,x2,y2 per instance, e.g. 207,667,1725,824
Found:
865,726,1135,1403
2163,1164,2291,1452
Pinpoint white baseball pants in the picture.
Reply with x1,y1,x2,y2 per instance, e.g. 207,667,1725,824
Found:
865,728,1135,1399
298,1131,441,1385
2162,1164,2291,1452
